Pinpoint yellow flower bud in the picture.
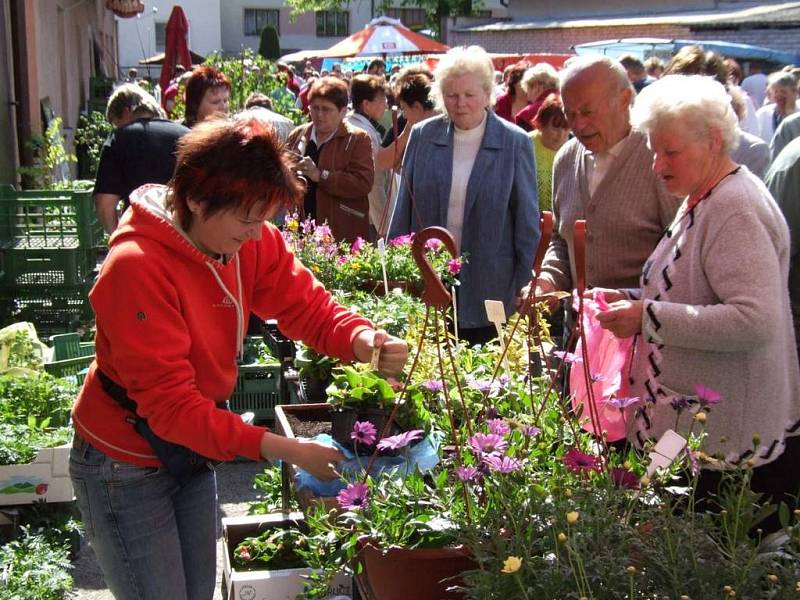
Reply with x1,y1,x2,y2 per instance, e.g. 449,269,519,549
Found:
566,511,580,525
746,458,756,468
752,433,761,446
640,475,651,487
564,488,573,498
694,412,706,424
723,586,732,594
680,596,690,600
501,555,522,574
767,574,778,583
623,461,633,470
626,565,637,574
558,532,568,543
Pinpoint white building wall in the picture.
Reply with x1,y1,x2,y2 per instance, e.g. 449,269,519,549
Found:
220,0,374,54
116,0,222,76
507,0,757,19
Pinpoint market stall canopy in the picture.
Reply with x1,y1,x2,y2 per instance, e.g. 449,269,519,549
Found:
140,50,205,65
314,16,449,58
574,37,800,66
105,0,143,18
159,5,193,102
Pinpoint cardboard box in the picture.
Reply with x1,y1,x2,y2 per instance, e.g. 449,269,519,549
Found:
0,443,74,506
222,512,352,600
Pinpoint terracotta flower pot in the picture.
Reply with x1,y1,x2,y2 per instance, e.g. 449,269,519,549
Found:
357,541,474,600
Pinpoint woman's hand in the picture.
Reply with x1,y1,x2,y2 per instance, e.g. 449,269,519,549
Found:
297,156,321,182
595,300,643,338
260,432,343,480
352,329,408,376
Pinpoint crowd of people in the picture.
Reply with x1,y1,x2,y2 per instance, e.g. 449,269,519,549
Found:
78,43,800,597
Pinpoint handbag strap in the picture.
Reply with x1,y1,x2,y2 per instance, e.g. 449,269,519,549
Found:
573,220,587,296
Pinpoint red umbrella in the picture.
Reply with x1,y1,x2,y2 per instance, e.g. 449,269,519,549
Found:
317,17,449,58
105,0,144,18
159,5,193,107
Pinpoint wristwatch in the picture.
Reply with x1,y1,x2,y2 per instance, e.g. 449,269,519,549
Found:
320,169,330,181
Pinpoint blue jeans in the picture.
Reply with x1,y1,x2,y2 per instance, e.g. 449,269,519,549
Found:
69,437,217,600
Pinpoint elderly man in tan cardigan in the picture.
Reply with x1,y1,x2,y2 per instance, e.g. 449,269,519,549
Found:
534,55,679,297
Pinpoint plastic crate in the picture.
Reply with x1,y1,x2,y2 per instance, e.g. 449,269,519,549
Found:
0,185,102,250
1,247,97,286
229,363,282,422
2,284,93,336
51,332,95,360
264,320,296,365
43,354,93,385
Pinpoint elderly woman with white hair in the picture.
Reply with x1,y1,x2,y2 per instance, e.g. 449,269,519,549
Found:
514,62,560,131
596,74,800,528
388,46,540,345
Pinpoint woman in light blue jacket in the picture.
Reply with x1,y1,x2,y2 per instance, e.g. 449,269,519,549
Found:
389,46,540,344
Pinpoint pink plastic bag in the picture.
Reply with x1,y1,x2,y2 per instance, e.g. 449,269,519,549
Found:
569,292,634,442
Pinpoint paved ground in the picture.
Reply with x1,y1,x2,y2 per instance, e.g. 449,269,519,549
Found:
70,459,267,600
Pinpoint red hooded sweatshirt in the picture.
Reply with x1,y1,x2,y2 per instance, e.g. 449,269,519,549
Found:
72,184,371,466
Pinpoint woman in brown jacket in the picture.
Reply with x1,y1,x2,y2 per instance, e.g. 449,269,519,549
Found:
287,77,374,242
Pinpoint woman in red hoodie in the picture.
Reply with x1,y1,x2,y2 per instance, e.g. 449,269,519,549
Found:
70,118,407,600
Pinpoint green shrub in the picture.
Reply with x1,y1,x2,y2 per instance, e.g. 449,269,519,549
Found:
0,526,73,600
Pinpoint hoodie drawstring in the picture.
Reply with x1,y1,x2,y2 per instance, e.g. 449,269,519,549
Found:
205,256,245,360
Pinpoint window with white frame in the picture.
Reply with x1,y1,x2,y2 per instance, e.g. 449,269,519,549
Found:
244,8,279,36
154,22,166,52
384,8,427,29
316,11,349,37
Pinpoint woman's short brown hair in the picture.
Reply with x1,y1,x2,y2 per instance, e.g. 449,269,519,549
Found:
169,118,302,230
184,65,232,126
504,61,531,97
350,74,386,110
308,76,349,110
532,93,567,130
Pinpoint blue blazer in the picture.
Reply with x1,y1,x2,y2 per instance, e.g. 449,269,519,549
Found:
389,110,540,328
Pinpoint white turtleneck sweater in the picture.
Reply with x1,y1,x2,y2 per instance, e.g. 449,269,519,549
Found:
447,112,487,250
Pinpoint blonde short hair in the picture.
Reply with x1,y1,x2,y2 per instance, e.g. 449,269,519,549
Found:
630,74,740,155
521,63,559,95
431,46,495,113
106,83,165,123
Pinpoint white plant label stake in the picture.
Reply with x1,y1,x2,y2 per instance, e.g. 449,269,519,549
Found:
484,300,510,376
377,238,389,296
645,429,687,478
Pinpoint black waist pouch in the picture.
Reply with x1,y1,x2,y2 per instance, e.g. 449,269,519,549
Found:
97,369,226,487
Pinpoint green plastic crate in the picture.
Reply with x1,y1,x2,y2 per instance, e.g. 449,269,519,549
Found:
230,363,282,422
1,247,97,286
0,185,103,250
51,332,95,360
2,284,93,336
43,354,93,385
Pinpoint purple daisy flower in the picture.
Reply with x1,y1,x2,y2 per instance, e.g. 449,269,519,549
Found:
562,448,602,473
388,233,414,247
469,432,509,457
424,238,442,251
590,373,606,383
483,454,522,473
351,237,367,254
455,466,479,482
447,258,462,275
468,378,492,394
351,421,377,446
670,397,690,411
522,425,541,437
337,482,369,510
611,467,639,490
694,384,722,407
605,396,642,410
377,429,424,452
487,418,511,437
421,379,444,393
553,350,583,364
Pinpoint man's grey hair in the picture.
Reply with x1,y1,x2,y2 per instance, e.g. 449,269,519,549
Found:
559,55,633,94
106,83,165,123
630,74,740,155
767,70,798,91
430,45,495,114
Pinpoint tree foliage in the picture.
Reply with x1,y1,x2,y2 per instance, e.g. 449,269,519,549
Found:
283,0,482,37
